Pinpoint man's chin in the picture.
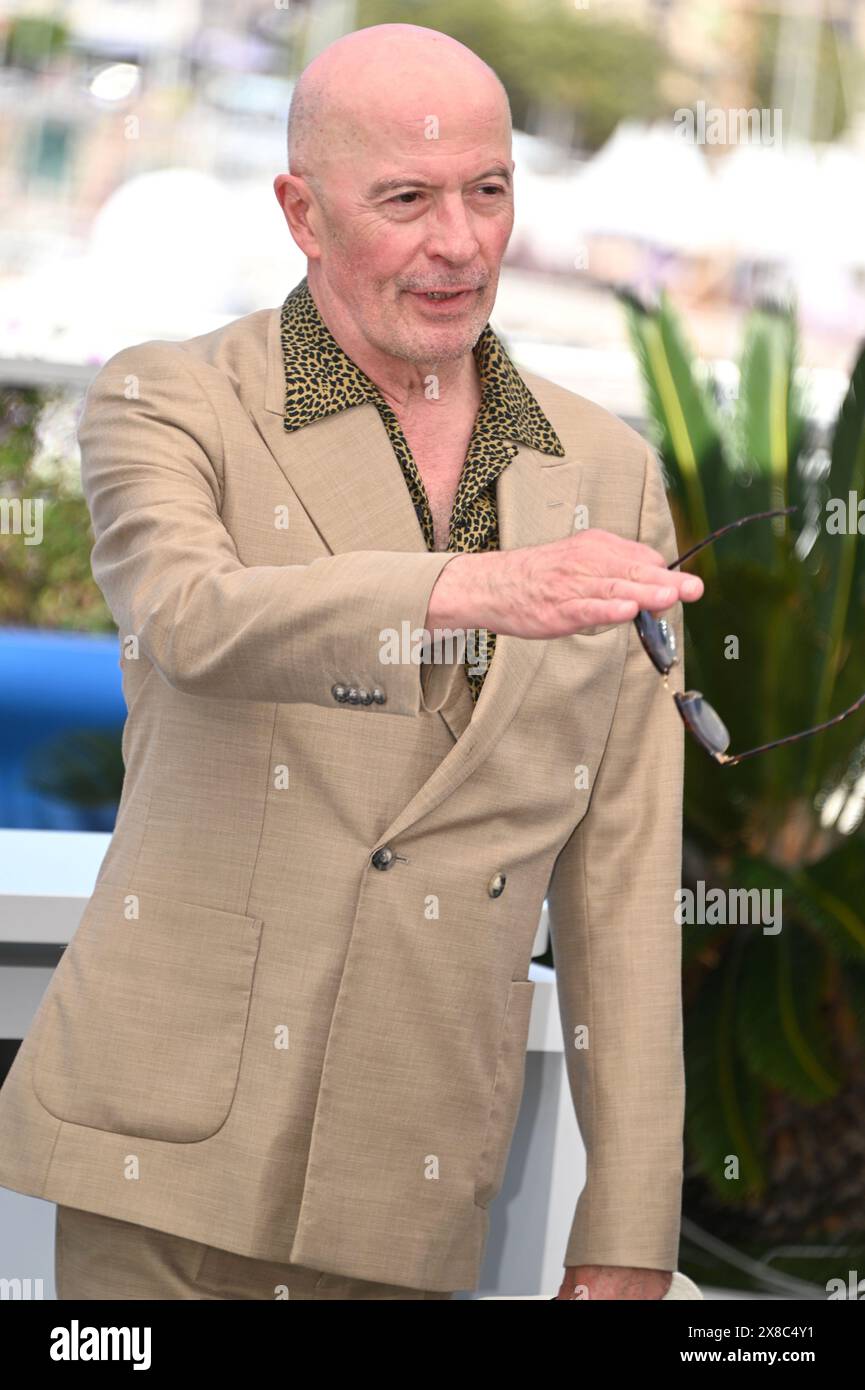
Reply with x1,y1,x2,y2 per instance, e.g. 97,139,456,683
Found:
390,314,491,364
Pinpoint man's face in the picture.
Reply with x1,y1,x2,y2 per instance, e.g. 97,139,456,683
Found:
306,105,513,365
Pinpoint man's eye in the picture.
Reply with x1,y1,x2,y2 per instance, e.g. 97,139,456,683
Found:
385,185,506,206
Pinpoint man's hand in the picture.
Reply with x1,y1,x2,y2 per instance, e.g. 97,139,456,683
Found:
553,1265,673,1300
425,530,703,638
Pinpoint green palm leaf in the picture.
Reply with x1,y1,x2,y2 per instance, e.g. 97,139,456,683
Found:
685,952,765,1199
732,302,808,569
617,287,721,566
795,844,865,961
842,960,865,1049
736,924,841,1102
810,343,865,755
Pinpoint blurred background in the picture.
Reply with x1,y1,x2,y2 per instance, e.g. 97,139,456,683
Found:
1,0,865,1300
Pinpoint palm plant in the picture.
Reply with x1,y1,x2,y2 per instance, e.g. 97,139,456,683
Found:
621,288,865,1291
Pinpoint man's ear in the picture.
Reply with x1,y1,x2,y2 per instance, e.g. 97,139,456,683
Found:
273,173,321,258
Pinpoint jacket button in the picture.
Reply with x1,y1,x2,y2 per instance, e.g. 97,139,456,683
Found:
488,872,507,898
346,686,361,704
371,846,395,870
359,688,373,705
331,684,348,703
372,688,386,705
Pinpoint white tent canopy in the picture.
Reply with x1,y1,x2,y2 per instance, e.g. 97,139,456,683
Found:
511,120,865,271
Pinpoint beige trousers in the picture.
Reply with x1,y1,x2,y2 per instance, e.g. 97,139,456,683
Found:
54,1205,455,1300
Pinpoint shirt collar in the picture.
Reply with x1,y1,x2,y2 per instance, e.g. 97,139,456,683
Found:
279,275,565,458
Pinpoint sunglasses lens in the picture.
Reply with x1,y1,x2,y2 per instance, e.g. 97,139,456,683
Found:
635,610,678,673
676,691,731,754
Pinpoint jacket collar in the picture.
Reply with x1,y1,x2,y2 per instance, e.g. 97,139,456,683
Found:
279,275,565,458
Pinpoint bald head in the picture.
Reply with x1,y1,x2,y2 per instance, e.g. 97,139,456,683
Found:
287,24,510,182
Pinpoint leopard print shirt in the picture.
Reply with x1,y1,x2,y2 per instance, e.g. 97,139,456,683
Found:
280,275,565,704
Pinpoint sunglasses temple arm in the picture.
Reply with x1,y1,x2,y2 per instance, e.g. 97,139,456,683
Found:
667,506,797,571
723,689,865,767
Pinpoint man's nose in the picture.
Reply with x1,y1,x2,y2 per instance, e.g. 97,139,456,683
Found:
423,197,481,264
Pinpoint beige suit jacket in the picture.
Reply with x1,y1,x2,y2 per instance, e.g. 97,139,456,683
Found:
0,301,686,1292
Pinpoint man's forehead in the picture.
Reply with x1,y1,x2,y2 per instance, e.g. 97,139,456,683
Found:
335,109,511,180
302,91,511,191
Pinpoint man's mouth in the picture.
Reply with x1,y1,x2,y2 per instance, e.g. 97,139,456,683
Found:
407,287,479,304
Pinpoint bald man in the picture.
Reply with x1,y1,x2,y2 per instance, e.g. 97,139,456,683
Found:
0,24,702,1300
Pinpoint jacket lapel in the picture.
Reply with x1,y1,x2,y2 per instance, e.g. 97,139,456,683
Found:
256,306,432,556
246,306,585,840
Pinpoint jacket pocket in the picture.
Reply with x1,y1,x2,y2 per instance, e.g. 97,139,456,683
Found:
32,881,263,1142
473,979,536,1209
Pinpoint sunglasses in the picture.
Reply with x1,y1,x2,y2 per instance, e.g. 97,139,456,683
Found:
634,505,865,767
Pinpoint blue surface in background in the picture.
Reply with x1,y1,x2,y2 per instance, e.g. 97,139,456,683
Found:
0,627,126,830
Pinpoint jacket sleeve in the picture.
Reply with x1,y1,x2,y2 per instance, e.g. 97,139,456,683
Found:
545,441,686,1272
77,341,464,713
